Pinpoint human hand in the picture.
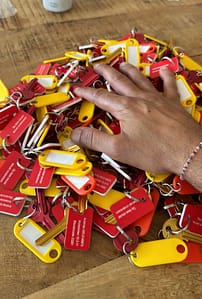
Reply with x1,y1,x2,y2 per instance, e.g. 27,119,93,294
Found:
71,63,202,176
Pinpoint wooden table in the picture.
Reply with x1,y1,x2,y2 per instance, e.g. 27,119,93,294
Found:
0,1,202,298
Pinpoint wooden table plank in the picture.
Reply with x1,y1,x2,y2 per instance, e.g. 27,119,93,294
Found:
0,1,202,298
22,255,202,299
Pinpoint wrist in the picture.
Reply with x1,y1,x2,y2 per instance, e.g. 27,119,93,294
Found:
178,140,202,192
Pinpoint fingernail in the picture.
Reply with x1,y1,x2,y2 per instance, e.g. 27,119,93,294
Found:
160,66,168,71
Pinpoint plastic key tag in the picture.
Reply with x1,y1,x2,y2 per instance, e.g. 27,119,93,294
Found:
173,175,200,194
181,242,202,263
0,104,18,130
88,189,125,211
0,189,25,216
14,218,62,263
39,149,86,169
78,100,95,123
33,92,70,108
131,187,160,237
27,159,54,189
0,151,30,190
130,238,188,267
21,75,58,90
55,161,92,176
176,75,197,108
61,174,96,195
110,188,154,229
0,110,34,145
64,206,94,250
92,167,117,196
124,38,140,68
150,56,179,78
179,204,202,234
0,79,9,107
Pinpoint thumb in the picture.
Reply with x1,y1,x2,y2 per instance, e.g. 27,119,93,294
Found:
71,126,115,153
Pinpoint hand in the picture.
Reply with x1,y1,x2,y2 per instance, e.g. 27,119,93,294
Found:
71,62,202,177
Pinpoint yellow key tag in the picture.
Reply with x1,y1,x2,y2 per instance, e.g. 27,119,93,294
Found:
39,149,86,169
21,75,58,90
14,218,62,263
55,161,92,176
35,106,48,122
130,238,188,267
124,38,140,67
145,171,170,183
0,79,9,107
101,40,126,55
58,83,71,94
43,56,69,64
34,92,70,108
139,63,151,77
78,100,95,123
19,178,61,197
176,75,197,108
57,126,80,151
65,51,89,61
179,54,202,71
88,189,125,211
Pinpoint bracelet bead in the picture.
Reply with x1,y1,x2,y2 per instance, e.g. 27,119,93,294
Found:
180,141,202,180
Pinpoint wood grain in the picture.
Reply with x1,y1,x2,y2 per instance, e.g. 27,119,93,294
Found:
0,1,202,298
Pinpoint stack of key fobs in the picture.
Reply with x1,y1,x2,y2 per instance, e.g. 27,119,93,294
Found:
0,30,202,266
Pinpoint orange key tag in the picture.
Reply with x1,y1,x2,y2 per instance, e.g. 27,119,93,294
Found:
181,242,202,263
61,174,96,195
173,175,200,194
131,188,160,237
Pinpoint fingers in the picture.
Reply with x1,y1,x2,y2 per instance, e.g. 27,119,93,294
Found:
71,126,119,155
74,86,131,120
160,67,178,100
93,63,142,97
119,62,156,92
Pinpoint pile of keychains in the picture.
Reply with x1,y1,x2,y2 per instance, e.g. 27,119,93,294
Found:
0,30,201,266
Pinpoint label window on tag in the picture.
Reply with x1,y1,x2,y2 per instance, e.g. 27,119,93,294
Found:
45,152,75,165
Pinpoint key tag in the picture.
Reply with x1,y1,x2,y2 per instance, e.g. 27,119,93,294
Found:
27,159,55,189
179,204,202,235
92,167,117,196
131,187,160,237
0,110,34,145
61,174,96,195
88,189,125,211
0,151,31,190
39,149,87,169
93,209,120,238
14,218,62,263
124,38,140,68
21,75,58,90
0,189,26,216
129,238,188,267
110,188,154,229
172,175,200,194
176,75,197,108
181,242,202,263
64,206,94,251
150,56,179,78
113,226,139,254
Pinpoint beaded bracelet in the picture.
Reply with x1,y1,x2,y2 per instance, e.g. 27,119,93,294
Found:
180,141,202,180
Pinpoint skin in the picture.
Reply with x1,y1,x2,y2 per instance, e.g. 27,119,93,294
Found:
71,62,202,192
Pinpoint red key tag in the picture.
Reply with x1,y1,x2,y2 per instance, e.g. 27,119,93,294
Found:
35,63,51,75
113,226,139,254
93,167,117,196
0,189,26,216
110,188,154,229
150,56,179,78
64,206,94,251
27,159,54,188
93,209,119,238
0,110,34,145
173,175,200,194
0,151,30,190
0,104,18,130
181,242,202,263
179,204,202,234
